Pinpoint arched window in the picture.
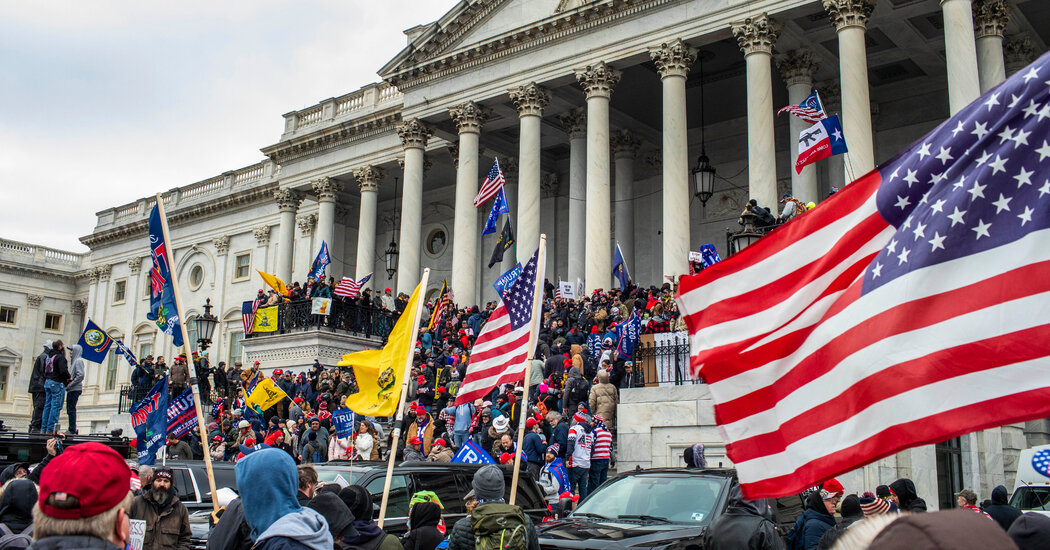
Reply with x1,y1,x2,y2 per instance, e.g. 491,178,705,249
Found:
105,330,124,391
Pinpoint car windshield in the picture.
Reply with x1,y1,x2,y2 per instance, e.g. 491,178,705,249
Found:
314,467,369,484
573,474,724,524
1010,486,1050,511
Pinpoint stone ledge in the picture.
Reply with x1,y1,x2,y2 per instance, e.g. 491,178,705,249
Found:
243,330,382,372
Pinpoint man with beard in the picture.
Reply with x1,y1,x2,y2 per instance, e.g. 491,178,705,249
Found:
130,467,192,550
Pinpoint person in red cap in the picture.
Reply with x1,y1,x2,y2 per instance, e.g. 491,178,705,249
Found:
403,436,426,462
31,441,134,550
130,466,192,550
522,417,546,480
426,438,454,463
786,479,843,550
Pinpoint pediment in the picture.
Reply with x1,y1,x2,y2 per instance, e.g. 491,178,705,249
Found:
446,0,563,52
0,346,22,363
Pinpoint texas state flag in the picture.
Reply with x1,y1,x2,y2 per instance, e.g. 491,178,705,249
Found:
795,115,848,174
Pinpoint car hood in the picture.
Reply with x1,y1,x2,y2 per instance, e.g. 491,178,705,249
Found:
538,518,704,548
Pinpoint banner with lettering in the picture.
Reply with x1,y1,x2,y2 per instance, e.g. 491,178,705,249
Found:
166,388,198,438
130,377,168,466
332,409,356,439
452,440,496,464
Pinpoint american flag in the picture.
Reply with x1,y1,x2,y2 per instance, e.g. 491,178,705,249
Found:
473,158,506,208
335,273,372,298
113,339,138,367
677,53,1050,500
428,280,449,330
455,248,543,405
777,90,827,124
241,299,261,335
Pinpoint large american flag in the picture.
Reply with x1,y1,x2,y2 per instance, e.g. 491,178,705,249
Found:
455,248,543,405
335,273,372,298
677,53,1050,500
241,298,262,335
473,158,506,208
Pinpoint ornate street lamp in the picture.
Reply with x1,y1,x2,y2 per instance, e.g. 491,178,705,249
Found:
729,211,763,254
195,298,218,351
385,176,400,280
691,51,716,207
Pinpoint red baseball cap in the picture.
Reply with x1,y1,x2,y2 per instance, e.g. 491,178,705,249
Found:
38,442,131,520
434,438,447,447
525,418,539,430
409,436,422,445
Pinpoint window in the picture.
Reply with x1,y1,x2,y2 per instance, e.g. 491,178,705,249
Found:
936,437,964,510
234,253,251,280
426,228,447,256
113,280,127,303
186,316,198,351
0,307,16,325
189,265,204,290
143,273,151,298
366,475,411,518
139,342,152,361
105,352,119,391
415,473,464,513
228,331,244,366
44,313,62,332
0,366,8,400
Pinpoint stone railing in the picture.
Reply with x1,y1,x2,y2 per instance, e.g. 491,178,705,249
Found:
180,175,225,201
246,298,396,343
283,82,403,136
0,238,84,267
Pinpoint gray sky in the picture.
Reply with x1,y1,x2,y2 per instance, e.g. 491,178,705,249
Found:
0,1,453,252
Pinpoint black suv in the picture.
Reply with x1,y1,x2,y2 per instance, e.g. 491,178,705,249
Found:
0,432,134,471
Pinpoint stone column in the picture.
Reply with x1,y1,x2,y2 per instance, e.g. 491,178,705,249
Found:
210,238,228,358
818,82,844,197
576,62,620,293
273,188,301,284
650,39,697,280
824,0,876,178
777,49,821,203
252,225,271,273
558,108,587,288
353,165,385,287
510,83,551,264
22,295,43,380
125,257,143,349
1004,34,1035,76
498,156,519,276
296,214,316,282
312,177,342,264
733,14,781,211
85,269,100,329
973,0,1009,93
395,118,432,295
448,103,486,306
941,0,981,114
611,129,638,272
540,173,560,280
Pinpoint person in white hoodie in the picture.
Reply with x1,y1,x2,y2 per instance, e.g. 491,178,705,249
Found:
66,344,86,434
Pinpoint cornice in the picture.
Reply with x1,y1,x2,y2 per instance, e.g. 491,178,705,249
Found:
0,261,81,283
261,109,402,165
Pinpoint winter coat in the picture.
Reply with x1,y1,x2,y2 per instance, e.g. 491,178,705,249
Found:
426,445,454,463
448,504,539,550
400,502,444,550
298,429,329,463
0,479,36,534
985,484,1022,531
551,422,569,459
29,344,51,393
27,536,124,550
702,485,784,550
328,436,353,461
889,478,928,513
342,521,404,550
67,345,86,393
354,431,379,461
562,367,589,414
587,370,618,422
43,348,69,384
522,431,546,465
1009,512,1050,550
170,361,189,387
788,493,835,550
129,490,193,550
168,440,194,460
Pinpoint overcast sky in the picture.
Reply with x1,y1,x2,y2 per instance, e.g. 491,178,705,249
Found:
0,1,453,252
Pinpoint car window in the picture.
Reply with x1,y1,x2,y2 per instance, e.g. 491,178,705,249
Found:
574,474,724,524
366,474,412,518
171,468,197,503
1010,487,1050,510
414,473,464,513
198,468,238,501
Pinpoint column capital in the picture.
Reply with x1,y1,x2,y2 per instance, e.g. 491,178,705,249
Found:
498,156,519,185
252,225,271,246
611,129,639,159
127,257,142,274
817,80,841,111
448,102,488,134
26,294,43,309
296,213,317,236
558,107,587,139
396,118,433,148
1005,33,1034,66
88,268,100,284
509,83,551,117
649,39,698,79
732,13,781,56
71,299,87,316
97,264,111,282
822,0,876,31
312,176,343,201
973,0,1010,39
213,235,231,256
353,165,386,193
776,49,820,87
576,61,621,99
541,173,560,198
274,188,301,212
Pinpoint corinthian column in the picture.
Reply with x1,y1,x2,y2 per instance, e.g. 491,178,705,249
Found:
650,39,696,280
576,62,620,293
777,49,820,203
510,83,551,264
733,14,781,211
972,0,1010,93
559,108,586,287
353,165,385,287
273,188,301,284
941,0,981,114
611,129,638,271
312,177,342,263
449,102,487,306
1004,34,1035,76
395,118,432,295
824,0,876,177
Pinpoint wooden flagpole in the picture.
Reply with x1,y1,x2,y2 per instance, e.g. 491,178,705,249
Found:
377,268,431,529
153,193,220,517
509,234,546,505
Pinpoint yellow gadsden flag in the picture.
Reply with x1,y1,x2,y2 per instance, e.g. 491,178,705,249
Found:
253,305,279,333
340,281,422,417
257,270,288,297
246,378,288,412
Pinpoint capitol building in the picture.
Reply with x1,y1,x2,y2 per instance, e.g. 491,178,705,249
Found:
2,0,1048,509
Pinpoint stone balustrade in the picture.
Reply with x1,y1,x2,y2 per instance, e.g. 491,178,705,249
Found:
281,82,403,138
0,237,84,268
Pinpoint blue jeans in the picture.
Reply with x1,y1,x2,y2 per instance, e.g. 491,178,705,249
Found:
569,466,590,500
42,380,66,433
453,431,468,449
66,390,82,434
589,459,609,492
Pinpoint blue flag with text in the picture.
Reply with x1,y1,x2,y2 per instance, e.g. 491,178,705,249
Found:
130,377,169,466
452,440,496,464
146,205,183,346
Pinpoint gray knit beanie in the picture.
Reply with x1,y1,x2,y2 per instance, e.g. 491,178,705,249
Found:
472,465,505,502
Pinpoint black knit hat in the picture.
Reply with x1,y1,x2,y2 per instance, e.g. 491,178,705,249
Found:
839,494,862,518
339,484,373,522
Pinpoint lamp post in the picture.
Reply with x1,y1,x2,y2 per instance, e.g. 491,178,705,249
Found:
195,298,218,351
729,211,763,255
691,50,716,208
386,176,400,280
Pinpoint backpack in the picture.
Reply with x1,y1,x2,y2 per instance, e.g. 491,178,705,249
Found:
567,379,588,405
470,503,528,550
0,524,32,550
44,354,56,375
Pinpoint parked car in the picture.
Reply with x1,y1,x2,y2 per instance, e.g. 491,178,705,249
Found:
0,431,134,470
1009,444,1050,517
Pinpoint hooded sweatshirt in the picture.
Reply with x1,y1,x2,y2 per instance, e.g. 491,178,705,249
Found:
401,501,444,550
0,478,37,533
235,448,332,550
67,345,86,393
984,484,1022,532
701,485,781,550
888,478,928,513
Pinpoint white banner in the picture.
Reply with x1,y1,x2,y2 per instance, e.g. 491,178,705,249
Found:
311,297,332,316
558,280,576,300
128,519,146,550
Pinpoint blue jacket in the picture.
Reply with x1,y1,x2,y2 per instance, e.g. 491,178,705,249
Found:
444,403,474,432
551,422,569,459
799,507,836,550
522,431,546,465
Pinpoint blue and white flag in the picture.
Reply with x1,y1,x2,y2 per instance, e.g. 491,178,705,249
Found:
242,403,266,434
612,243,631,292
77,319,113,363
332,409,356,439
493,263,523,299
310,240,331,280
130,377,168,466
452,440,496,464
699,244,722,269
167,388,199,438
777,90,827,124
616,309,642,359
113,339,138,367
482,188,510,235
147,205,183,347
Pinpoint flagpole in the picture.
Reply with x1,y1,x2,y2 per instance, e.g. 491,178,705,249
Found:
153,193,220,517
510,234,546,505
377,268,431,529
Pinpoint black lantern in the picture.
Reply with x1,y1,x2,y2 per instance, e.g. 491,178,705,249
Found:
729,211,763,254
385,176,400,280
692,50,716,208
195,298,218,351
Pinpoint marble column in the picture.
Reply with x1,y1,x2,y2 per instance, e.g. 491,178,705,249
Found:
448,102,486,306
312,177,342,269
558,108,587,288
125,257,143,350
650,39,696,280
353,165,385,288
252,225,272,274
22,295,43,378
273,188,301,284
973,0,1010,93
1004,34,1035,76
611,129,638,272
824,0,876,178
395,118,432,295
210,238,228,358
941,0,982,115
777,49,821,203
576,62,620,293
509,83,551,264
85,269,100,329
296,214,316,282
733,14,781,211
818,82,845,197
